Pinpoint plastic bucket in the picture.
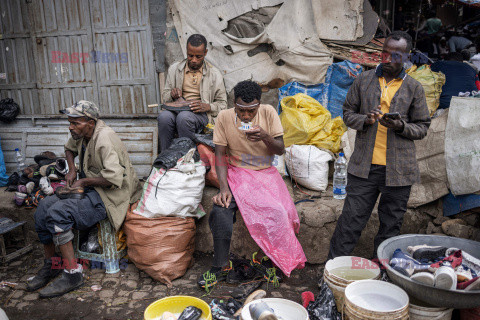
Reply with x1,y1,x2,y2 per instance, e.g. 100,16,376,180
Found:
241,298,308,320
324,256,381,310
344,280,409,320
144,295,212,320
409,297,453,320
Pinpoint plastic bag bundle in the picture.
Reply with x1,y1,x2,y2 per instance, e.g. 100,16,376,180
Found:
280,93,346,153
407,65,445,116
0,98,20,123
307,280,342,320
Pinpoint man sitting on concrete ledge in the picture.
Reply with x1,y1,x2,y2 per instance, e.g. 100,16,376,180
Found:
197,80,307,291
28,100,141,298
158,33,227,151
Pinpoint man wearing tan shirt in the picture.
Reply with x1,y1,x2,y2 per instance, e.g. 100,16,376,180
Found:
159,34,227,151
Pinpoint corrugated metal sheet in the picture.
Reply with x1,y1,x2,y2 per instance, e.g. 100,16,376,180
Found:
0,0,159,115
0,119,158,178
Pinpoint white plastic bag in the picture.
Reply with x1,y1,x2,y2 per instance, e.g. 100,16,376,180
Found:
285,145,333,191
133,148,206,218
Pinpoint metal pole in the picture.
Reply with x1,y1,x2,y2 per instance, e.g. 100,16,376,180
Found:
414,0,423,48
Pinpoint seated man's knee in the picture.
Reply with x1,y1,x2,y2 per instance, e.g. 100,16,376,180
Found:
209,206,234,238
53,229,74,246
157,111,175,125
175,111,194,127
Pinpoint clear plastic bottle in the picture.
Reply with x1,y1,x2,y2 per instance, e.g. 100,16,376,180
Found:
333,152,347,200
15,148,27,174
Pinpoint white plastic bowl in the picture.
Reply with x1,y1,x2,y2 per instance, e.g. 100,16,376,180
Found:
241,298,309,320
345,280,409,312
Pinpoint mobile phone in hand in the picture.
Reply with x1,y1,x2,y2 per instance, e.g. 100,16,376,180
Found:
383,112,401,120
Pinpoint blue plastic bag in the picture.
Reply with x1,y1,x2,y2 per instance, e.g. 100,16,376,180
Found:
0,137,9,186
278,61,363,118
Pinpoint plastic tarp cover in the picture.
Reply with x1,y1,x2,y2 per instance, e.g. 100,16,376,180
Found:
0,137,8,186
169,0,333,92
445,97,480,196
443,192,480,217
227,165,307,277
280,93,347,153
278,61,363,119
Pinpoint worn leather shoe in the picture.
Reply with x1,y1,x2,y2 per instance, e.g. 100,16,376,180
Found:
26,257,62,291
39,271,84,298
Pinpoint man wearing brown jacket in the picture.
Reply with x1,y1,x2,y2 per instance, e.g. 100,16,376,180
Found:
328,31,431,259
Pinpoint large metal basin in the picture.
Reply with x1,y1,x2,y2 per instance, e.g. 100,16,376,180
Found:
377,234,480,309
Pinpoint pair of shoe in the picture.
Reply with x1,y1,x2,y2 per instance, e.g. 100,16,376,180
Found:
39,159,68,181
26,257,84,298
411,266,457,290
390,249,431,277
39,177,54,196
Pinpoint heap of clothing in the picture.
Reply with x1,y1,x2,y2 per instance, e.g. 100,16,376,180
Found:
6,151,68,208
390,244,480,291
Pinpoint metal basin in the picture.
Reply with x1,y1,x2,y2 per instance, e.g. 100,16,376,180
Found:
377,234,480,309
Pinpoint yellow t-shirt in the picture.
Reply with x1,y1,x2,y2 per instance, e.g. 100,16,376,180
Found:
182,65,203,101
372,77,403,165
213,104,284,170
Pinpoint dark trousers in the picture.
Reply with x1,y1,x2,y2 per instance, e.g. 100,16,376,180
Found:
157,110,208,152
209,197,238,268
328,165,411,259
34,190,107,245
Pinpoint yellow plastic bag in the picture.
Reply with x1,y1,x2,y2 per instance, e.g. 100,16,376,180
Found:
407,65,445,116
280,93,347,153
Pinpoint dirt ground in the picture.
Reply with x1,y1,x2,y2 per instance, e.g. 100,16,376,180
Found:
0,243,321,320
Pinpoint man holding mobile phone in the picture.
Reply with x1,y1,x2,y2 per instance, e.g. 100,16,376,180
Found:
328,31,431,260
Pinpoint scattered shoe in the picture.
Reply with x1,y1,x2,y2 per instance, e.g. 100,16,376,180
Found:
430,250,462,271
17,185,27,194
411,272,435,286
55,158,68,175
6,172,20,192
446,248,480,277
46,165,59,180
458,276,479,290
434,266,457,290
25,181,35,194
26,257,62,291
231,279,263,300
197,263,232,292
251,252,282,287
39,177,54,196
34,151,57,167
55,186,85,200
456,265,473,283
407,244,447,262
227,258,262,284
14,192,27,206
39,265,84,298
233,289,267,317
464,277,480,291
390,249,431,276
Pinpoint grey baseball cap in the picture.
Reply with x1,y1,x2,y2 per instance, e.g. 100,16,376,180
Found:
61,100,100,120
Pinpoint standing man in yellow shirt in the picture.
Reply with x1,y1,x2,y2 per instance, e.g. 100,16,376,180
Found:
328,31,431,259
158,34,227,151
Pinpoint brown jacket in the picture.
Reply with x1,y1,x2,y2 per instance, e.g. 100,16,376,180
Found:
65,120,142,230
162,59,228,125
344,65,431,186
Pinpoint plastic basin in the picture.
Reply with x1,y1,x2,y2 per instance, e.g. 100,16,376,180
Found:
377,234,480,309
144,295,212,320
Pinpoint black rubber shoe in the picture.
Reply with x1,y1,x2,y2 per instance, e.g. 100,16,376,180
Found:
26,258,62,292
39,271,84,298
197,263,232,292
227,258,263,284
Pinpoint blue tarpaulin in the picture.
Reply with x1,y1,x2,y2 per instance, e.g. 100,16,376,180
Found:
443,192,480,217
0,137,9,186
278,61,363,118
455,0,480,7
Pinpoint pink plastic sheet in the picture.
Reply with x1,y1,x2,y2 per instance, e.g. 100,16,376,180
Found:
227,165,307,276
